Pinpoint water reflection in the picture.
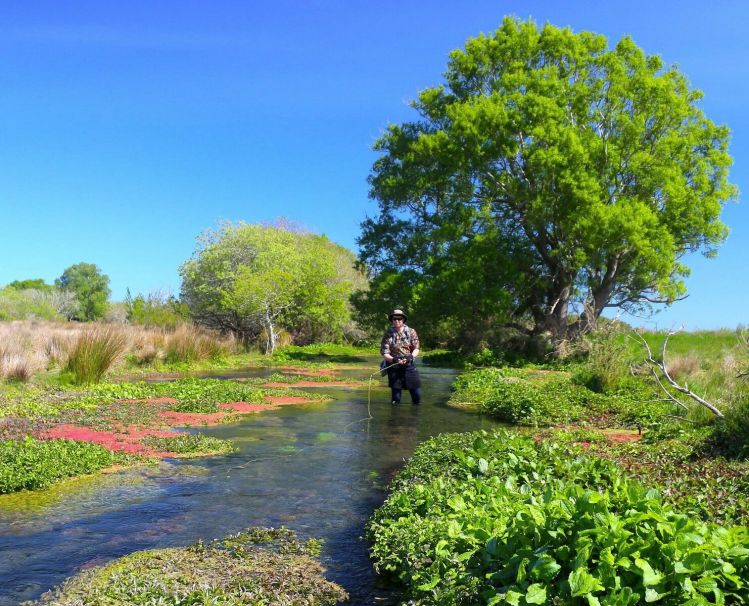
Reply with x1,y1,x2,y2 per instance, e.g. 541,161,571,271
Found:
0,363,500,605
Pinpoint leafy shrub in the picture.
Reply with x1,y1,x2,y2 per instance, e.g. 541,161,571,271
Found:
63,327,127,384
0,436,116,493
708,397,749,458
368,431,749,605
33,527,347,605
141,433,235,455
124,289,190,328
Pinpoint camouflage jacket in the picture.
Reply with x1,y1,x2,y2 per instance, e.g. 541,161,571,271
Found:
380,325,420,358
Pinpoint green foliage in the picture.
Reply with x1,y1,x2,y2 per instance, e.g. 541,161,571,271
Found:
572,326,632,393
708,396,749,458
451,367,666,428
55,262,111,321
124,289,190,328
0,285,63,321
63,327,127,384
180,221,367,351
368,430,749,605
89,378,267,407
357,17,735,345
0,436,116,493
141,433,235,455
592,436,749,526
33,527,348,605
7,278,53,292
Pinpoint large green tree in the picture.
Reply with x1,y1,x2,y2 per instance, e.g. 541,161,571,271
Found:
180,222,366,351
357,18,736,347
55,263,111,321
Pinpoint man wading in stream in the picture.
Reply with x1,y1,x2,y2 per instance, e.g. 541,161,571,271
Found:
380,309,421,405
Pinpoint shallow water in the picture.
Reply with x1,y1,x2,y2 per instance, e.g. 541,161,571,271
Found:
0,362,502,605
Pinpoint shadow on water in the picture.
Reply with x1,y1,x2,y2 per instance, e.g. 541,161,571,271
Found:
0,361,503,605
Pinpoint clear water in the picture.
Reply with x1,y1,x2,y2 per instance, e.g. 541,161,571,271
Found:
0,363,502,605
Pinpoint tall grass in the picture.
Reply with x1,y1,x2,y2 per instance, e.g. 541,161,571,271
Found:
0,320,239,381
163,324,234,364
63,327,128,384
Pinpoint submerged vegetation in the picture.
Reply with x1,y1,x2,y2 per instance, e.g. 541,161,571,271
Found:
32,527,347,605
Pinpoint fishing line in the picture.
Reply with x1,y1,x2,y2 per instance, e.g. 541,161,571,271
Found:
220,361,400,475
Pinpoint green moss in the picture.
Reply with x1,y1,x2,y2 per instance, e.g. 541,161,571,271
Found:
32,527,347,605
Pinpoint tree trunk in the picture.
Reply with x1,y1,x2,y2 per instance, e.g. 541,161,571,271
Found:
264,308,277,355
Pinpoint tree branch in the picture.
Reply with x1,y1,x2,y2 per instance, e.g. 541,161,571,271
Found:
633,329,724,417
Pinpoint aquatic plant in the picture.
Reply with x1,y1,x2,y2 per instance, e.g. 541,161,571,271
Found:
32,527,347,605
0,436,117,494
140,433,235,456
368,430,749,605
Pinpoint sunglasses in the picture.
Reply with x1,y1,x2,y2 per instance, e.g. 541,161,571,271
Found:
392,317,405,321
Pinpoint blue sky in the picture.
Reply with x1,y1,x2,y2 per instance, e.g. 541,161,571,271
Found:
0,1,746,330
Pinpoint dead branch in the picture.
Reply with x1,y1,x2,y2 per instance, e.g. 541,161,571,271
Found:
633,328,724,418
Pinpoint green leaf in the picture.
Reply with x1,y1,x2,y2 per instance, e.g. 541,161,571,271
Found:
569,569,604,597
694,576,718,594
525,583,546,604
530,554,561,582
645,588,666,602
635,558,664,587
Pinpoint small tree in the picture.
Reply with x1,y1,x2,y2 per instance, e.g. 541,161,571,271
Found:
180,222,365,352
55,263,111,321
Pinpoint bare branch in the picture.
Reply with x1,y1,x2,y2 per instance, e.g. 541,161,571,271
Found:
635,328,724,417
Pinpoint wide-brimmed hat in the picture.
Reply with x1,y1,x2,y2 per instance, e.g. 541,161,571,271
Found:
388,309,407,321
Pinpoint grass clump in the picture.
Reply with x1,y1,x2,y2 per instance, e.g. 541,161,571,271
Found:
0,436,117,494
141,433,235,456
163,324,234,364
32,527,347,605
63,327,127,384
368,430,749,606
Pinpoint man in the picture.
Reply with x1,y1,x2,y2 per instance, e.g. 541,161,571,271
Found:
380,309,421,405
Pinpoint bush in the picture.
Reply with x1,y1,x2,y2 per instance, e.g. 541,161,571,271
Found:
63,327,127,384
0,436,116,493
368,431,749,605
709,396,749,458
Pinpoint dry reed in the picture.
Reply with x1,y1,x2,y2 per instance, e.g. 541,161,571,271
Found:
0,320,238,382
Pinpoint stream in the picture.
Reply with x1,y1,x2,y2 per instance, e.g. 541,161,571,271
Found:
0,362,503,605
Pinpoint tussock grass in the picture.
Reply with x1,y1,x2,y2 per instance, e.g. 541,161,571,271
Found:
163,324,235,364
0,320,240,381
63,327,128,384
